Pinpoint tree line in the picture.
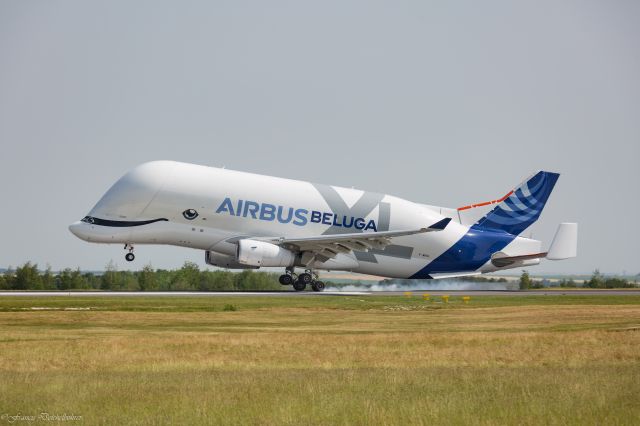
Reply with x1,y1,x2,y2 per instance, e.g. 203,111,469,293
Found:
0,262,283,291
519,269,637,290
1,262,636,291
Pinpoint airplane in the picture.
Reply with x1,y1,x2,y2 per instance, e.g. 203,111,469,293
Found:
69,161,577,291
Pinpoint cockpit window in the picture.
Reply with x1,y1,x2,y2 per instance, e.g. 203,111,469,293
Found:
81,216,95,224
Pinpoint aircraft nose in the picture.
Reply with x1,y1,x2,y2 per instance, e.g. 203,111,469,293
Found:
69,221,88,240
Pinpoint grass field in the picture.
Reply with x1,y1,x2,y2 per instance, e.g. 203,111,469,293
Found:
0,295,638,425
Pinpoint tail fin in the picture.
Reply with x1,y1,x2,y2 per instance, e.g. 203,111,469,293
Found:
470,171,560,236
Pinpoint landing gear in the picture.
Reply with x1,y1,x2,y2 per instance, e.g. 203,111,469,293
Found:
279,274,294,285
284,268,325,292
124,244,135,262
292,280,306,291
279,267,296,286
297,273,313,285
311,281,325,292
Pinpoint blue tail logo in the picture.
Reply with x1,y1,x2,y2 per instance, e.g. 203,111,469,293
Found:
475,171,559,236
410,171,560,278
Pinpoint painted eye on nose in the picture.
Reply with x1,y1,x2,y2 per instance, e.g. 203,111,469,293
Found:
182,209,199,220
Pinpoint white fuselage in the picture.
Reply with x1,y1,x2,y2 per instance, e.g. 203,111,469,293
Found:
69,161,541,278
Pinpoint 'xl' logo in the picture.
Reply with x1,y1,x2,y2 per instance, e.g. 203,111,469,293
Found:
311,183,390,235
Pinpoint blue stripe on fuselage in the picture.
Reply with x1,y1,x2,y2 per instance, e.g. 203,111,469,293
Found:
409,225,516,279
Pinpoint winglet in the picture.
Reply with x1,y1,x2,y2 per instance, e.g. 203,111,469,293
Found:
428,217,452,231
546,223,578,260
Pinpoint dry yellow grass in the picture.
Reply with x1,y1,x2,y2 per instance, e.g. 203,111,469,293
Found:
0,298,638,425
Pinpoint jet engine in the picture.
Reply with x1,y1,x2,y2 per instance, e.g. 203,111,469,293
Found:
237,239,296,267
205,251,258,269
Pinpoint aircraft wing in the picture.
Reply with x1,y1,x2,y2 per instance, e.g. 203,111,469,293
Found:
256,217,451,262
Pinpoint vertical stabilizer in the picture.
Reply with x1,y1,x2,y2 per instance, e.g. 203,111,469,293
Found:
473,171,559,236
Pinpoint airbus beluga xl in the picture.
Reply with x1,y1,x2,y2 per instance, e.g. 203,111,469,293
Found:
69,161,577,291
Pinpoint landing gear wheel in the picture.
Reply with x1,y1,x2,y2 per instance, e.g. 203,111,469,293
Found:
311,281,325,292
298,273,313,285
292,280,306,292
279,274,293,285
124,243,135,262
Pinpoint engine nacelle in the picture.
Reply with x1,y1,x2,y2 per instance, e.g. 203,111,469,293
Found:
237,239,296,267
205,251,258,269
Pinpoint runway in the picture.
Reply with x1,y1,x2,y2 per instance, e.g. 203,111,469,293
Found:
0,290,639,297
375,290,640,296
0,291,370,297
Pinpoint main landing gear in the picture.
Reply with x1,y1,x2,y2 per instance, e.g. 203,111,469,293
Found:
279,268,325,292
124,244,135,262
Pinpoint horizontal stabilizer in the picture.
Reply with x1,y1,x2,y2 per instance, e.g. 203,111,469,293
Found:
546,223,578,260
490,222,578,267
491,252,547,267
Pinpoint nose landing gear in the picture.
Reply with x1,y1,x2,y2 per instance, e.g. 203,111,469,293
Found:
280,268,325,292
124,244,135,262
